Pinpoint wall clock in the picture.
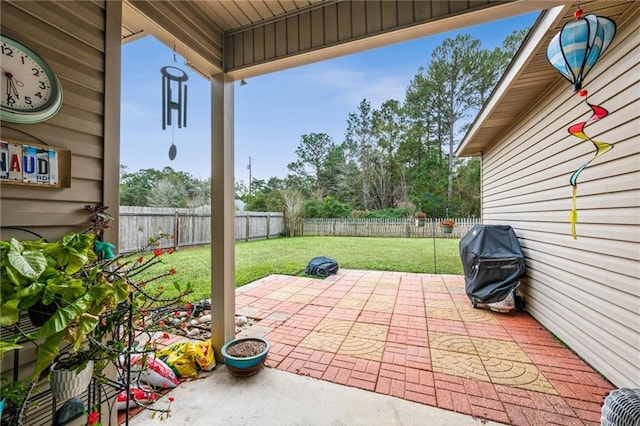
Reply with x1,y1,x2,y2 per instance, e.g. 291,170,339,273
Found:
0,35,63,124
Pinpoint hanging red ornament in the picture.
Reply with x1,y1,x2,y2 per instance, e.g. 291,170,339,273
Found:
574,9,583,19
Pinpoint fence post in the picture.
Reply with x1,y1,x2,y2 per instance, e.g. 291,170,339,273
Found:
174,210,179,250
245,213,250,242
266,213,270,239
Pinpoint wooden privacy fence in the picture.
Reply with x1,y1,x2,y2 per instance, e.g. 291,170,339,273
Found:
118,206,284,252
299,217,480,239
118,207,480,252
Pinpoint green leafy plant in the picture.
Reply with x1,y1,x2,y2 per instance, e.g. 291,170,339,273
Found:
0,232,191,374
0,206,192,424
0,377,37,425
0,232,130,377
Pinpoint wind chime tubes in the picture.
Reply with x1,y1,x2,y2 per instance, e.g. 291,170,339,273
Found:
161,65,188,130
161,52,189,161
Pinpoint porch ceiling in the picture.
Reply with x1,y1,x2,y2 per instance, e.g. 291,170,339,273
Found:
122,0,565,80
458,0,638,157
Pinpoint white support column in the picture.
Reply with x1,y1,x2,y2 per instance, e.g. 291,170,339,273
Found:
210,73,235,361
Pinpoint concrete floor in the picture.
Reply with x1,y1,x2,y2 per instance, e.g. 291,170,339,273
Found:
128,365,505,426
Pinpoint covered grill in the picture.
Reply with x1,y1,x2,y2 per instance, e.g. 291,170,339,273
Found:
459,224,526,310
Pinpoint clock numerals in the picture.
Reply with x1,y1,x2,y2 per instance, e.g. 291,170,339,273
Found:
1,45,14,57
32,68,40,77
24,96,32,106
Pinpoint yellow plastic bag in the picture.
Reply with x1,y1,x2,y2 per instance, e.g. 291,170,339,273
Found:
156,341,198,378
195,339,216,371
156,339,216,379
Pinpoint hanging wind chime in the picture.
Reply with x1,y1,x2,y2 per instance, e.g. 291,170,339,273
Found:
546,8,616,239
161,46,188,160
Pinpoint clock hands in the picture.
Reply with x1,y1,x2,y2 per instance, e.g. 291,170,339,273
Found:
2,67,23,104
8,74,21,101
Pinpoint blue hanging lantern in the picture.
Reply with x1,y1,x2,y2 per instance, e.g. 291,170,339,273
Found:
546,9,616,93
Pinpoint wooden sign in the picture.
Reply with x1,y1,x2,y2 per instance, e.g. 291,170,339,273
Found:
0,138,70,188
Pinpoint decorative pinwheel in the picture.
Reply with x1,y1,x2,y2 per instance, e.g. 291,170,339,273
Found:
546,9,617,239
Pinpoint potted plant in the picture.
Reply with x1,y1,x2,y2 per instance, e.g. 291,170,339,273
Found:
0,232,130,379
49,357,94,401
221,337,270,377
0,206,192,423
440,219,455,234
414,211,427,227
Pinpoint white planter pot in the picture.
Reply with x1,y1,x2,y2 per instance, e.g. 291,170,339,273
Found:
50,360,93,400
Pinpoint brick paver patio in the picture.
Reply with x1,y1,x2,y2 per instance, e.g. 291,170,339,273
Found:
235,270,614,425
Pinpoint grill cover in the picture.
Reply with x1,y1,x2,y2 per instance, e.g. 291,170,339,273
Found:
459,225,526,304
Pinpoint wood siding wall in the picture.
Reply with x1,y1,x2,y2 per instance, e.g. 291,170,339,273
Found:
481,11,639,388
0,3,120,425
0,1,110,242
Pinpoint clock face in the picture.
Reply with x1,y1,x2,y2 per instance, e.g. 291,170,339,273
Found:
0,35,63,123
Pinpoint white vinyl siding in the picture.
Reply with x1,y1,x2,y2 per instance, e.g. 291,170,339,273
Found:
481,11,639,388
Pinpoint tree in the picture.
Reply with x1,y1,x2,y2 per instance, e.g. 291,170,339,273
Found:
281,189,304,236
425,34,483,203
404,73,438,162
120,167,165,206
371,100,405,209
235,179,248,199
243,178,284,212
302,196,352,218
319,143,348,200
410,149,449,215
344,99,376,209
452,157,481,217
501,28,530,61
147,178,187,207
119,166,210,207
287,133,340,200
474,28,530,106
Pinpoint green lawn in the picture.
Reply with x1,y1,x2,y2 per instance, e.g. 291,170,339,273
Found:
145,236,463,301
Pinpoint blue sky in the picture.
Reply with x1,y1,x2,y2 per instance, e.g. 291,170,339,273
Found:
121,11,538,183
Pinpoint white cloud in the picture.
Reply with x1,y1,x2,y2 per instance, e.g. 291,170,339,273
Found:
294,65,407,109
344,75,407,108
